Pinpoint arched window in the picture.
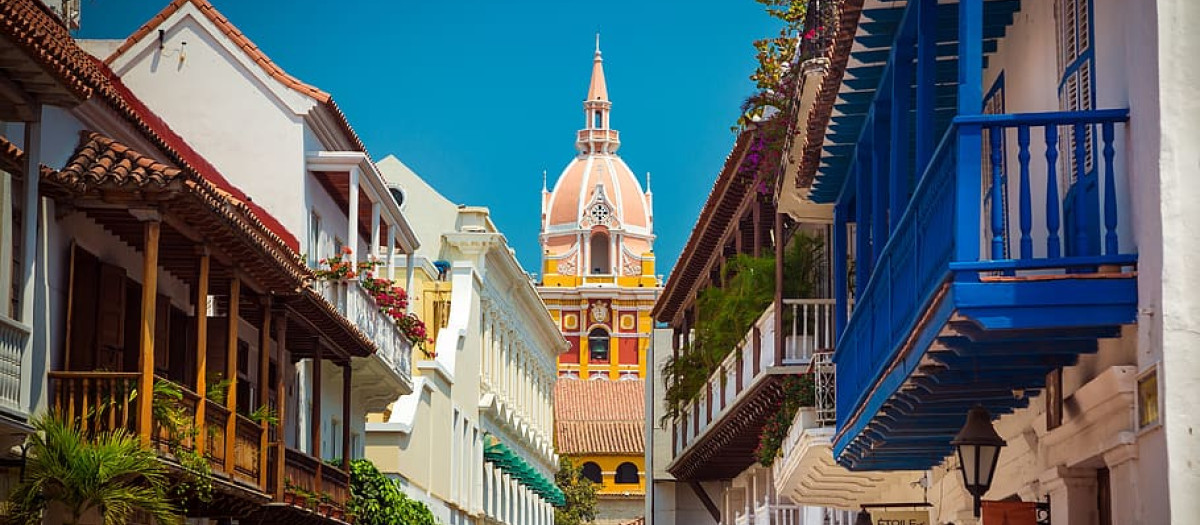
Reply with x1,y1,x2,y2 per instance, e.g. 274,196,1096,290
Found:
593,110,603,129
388,186,405,208
588,328,610,362
590,232,610,274
615,462,639,484
581,462,603,484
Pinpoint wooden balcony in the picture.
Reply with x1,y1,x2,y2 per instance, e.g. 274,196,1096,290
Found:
265,446,351,524
47,372,272,503
668,299,835,481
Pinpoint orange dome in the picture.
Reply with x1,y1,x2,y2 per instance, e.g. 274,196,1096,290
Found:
546,154,651,232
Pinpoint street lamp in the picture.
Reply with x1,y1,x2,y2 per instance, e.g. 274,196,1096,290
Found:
854,509,872,525
952,404,1007,517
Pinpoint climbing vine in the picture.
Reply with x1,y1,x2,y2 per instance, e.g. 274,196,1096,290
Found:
347,458,440,525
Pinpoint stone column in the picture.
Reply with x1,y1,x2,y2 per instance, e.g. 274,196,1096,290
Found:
1103,437,1139,525
1040,466,1098,525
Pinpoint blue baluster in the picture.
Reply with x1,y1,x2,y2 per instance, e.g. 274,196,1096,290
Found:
1045,125,1061,258
1102,122,1118,255
1018,125,1033,259
1073,123,1088,255
989,126,1004,259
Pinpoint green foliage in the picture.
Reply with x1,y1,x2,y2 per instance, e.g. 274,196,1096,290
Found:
749,1,808,92
248,404,280,427
7,413,181,525
661,233,824,423
554,457,597,525
205,374,232,405
347,458,440,525
755,374,816,466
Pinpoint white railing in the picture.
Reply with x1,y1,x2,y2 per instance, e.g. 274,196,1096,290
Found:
733,510,751,525
0,315,27,413
754,503,805,525
781,299,837,365
316,280,412,384
812,351,835,425
674,304,781,457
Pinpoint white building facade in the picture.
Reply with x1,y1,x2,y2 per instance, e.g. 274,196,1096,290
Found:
367,156,566,525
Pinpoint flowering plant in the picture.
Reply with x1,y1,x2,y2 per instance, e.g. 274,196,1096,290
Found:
396,312,435,359
315,246,356,280
361,274,409,318
754,373,815,466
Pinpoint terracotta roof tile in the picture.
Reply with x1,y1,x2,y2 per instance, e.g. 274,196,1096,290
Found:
554,378,645,422
795,0,865,189
0,0,105,101
104,0,369,155
554,379,645,455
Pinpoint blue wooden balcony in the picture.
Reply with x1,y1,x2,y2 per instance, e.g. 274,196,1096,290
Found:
815,0,1138,471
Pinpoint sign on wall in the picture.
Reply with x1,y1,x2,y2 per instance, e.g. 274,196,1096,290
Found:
981,501,1038,524
868,510,930,525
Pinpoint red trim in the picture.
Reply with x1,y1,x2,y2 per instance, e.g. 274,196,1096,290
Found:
95,59,299,251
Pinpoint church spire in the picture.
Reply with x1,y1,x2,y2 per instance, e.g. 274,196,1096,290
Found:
588,34,608,102
578,36,620,155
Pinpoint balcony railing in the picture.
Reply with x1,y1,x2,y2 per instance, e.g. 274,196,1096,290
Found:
317,279,412,383
754,503,805,525
0,315,28,414
47,372,266,488
834,110,1135,466
673,299,835,458
281,447,350,519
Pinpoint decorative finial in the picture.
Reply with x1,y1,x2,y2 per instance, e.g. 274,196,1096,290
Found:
645,172,652,193
542,169,548,192
595,33,601,55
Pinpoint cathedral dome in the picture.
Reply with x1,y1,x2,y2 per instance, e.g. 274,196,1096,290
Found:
542,41,652,237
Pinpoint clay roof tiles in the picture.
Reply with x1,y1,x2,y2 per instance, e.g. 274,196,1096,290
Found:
554,379,645,455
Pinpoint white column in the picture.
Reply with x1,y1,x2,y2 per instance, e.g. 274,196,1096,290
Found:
405,250,415,313
370,201,381,261
1104,442,1139,525
347,166,360,267
18,116,40,413
1040,466,1099,525
387,221,397,281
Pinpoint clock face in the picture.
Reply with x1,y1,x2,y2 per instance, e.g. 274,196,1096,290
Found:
589,204,611,224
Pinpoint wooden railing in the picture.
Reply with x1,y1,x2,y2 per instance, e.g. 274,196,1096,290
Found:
233,413,263,487
48,371,139,434
321,464,351,515
204,401,229,473
283,447,320,503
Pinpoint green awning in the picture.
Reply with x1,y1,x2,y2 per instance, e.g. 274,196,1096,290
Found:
483,433,566,507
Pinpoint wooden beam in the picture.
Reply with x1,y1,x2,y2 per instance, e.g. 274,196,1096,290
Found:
774,212,784,367
225,277,240,475
688,481,722,523
258,296,272,490
273,309,288,499
312,343,323,494
342,364,352,470
137,218,161,447
194,250,210,455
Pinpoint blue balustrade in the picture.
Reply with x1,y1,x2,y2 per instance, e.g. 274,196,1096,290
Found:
833,109,1133,457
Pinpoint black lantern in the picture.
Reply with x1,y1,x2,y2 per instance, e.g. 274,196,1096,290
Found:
854,509,872,525
952,404,1007,517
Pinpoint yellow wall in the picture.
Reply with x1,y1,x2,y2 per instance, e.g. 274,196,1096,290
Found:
575,455,646,495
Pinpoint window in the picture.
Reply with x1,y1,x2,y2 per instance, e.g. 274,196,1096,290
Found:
1056,0,1099,256
581,462,602,484
982,73,1011,259
588,328,610,362
590,232,610,274
593,110,602,129
615,462,639,484
308,211,321,268
388,186,405,208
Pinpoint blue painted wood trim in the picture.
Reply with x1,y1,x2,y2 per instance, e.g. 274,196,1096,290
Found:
872,100,890,265
957,0,983,115
948,254,1136,271
953,109,1130,126
890,37,913,234
834,204,849,337
855,144,871,296
915,0,937,189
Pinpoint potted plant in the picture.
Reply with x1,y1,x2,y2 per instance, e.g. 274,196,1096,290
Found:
317,491,334,517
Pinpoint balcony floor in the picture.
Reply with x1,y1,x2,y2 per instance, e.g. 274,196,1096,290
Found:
834,271,1137,470
668,374,792,481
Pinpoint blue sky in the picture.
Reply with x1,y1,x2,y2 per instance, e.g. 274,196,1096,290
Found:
79,1,779,278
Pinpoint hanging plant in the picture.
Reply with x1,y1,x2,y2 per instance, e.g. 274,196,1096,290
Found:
754,373,816,466
315,246,357,280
